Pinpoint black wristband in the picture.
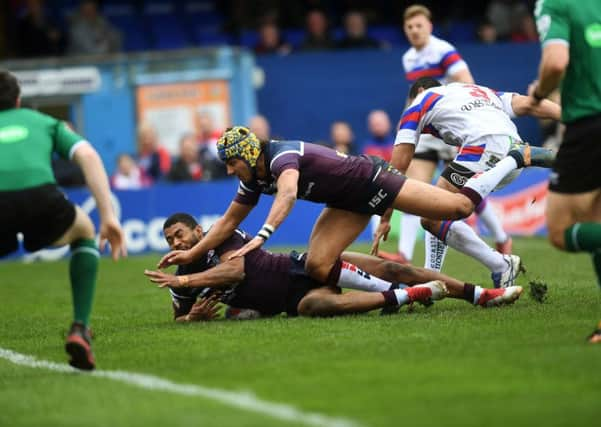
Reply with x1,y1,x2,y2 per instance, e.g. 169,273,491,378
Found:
533,89,546,102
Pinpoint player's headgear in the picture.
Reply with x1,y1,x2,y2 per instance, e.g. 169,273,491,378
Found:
217,126,262,168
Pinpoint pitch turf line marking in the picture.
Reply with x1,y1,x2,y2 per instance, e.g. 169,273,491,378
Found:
0,347,363,427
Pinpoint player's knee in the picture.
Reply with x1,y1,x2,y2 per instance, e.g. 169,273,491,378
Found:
547,226,566,250
73,208,96,240
454,195,474,219
420,217,436,233
304,258,330,283
298,295,336,317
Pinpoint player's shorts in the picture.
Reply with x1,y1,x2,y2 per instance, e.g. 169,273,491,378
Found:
414,134,457,162
0,183,76,257
441,135,522,190
549,113,601,194
327,156,406,216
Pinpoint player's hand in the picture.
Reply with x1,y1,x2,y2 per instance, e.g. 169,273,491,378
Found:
157,250,191,269
370,219,391,256
144,269,182,288
527,80,542,105
99,217,127,261
187,295,221,321
228,236,264,260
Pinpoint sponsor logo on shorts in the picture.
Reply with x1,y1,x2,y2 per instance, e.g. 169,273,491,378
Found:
368,189,388,209
449,172,467,187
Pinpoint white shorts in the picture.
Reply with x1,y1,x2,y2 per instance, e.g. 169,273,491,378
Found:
454,135,523,190
415,134,457,161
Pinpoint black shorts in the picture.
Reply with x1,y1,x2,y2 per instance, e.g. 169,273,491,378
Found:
549,113,601,193
327,156,406,216
440,162,475,189
413,149,441,163
0,184,76,257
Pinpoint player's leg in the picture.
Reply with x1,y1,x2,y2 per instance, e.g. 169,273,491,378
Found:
341,251,522,307
305,208,388,292
397,157,438,262
52,206,99,370
476,198,512,254
296,283,448,317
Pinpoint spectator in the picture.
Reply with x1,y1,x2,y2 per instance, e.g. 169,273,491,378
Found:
486,0,529,41
510,12,538,43
477,19,498,44
299,9,336,51
254,21,292,55
330,121,356,155
336,11,380,50
194,111,226,180
168,134,203,182
15,0,65,58
136,123,171,182
363,110,394,161
68,0,122,55
248,114,271,141
111,153,150,190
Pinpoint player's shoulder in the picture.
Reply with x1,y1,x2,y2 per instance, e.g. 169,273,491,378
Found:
429,35,456,52
402,46,417,61
11,108,56,124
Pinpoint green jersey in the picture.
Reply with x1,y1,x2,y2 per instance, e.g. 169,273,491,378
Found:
0,108,84,191
535,0,601,123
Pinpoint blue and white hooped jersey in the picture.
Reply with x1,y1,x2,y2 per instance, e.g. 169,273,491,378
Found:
402,35,469,84
394,83,520,154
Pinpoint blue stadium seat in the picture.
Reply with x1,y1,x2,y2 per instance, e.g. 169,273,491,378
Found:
102,2,150,52
282,29,305,49
445,20,477,43
368,26,403,47
239,30,259,49
142,2,192,50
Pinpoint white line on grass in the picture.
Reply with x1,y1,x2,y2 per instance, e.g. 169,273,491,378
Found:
0,347,362,427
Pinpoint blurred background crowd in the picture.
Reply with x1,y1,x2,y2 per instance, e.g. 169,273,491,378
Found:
0,0,546,190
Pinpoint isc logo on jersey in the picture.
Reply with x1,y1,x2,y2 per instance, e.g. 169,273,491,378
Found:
0,125,28,144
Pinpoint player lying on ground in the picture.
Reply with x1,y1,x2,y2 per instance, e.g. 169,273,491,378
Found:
0,69,126,370
158,123,544,295
145,213,523,321
373,77,561,287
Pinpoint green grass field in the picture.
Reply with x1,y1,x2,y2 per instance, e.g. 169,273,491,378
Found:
1,237,600,427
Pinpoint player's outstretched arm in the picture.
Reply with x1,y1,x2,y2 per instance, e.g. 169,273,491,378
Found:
157,201,253,268
72,142,126,260
229,169,299,259
147,256,245,289
511,93,561,121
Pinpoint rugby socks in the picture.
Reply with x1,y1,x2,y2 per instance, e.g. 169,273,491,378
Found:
69,238,100,327
460,156,519,206
338,261,392,292
564,223,601,287
380,288,411,306
460,283,484,305
440,220,507,273
424,231,448,272
399,213,421,261
476,198,508,244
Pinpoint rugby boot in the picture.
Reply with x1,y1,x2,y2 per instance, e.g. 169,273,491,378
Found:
491,254,523,288
406,280,449,305
65,322,95,371
508,141,556,168
477,286,523,307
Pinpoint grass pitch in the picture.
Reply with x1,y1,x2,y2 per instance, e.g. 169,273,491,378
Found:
1,237,600,427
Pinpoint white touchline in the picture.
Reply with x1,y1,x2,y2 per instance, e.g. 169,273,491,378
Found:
0,347,363,427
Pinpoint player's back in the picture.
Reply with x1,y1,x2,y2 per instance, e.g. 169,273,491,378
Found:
0,108,80,191
427,83,520,146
